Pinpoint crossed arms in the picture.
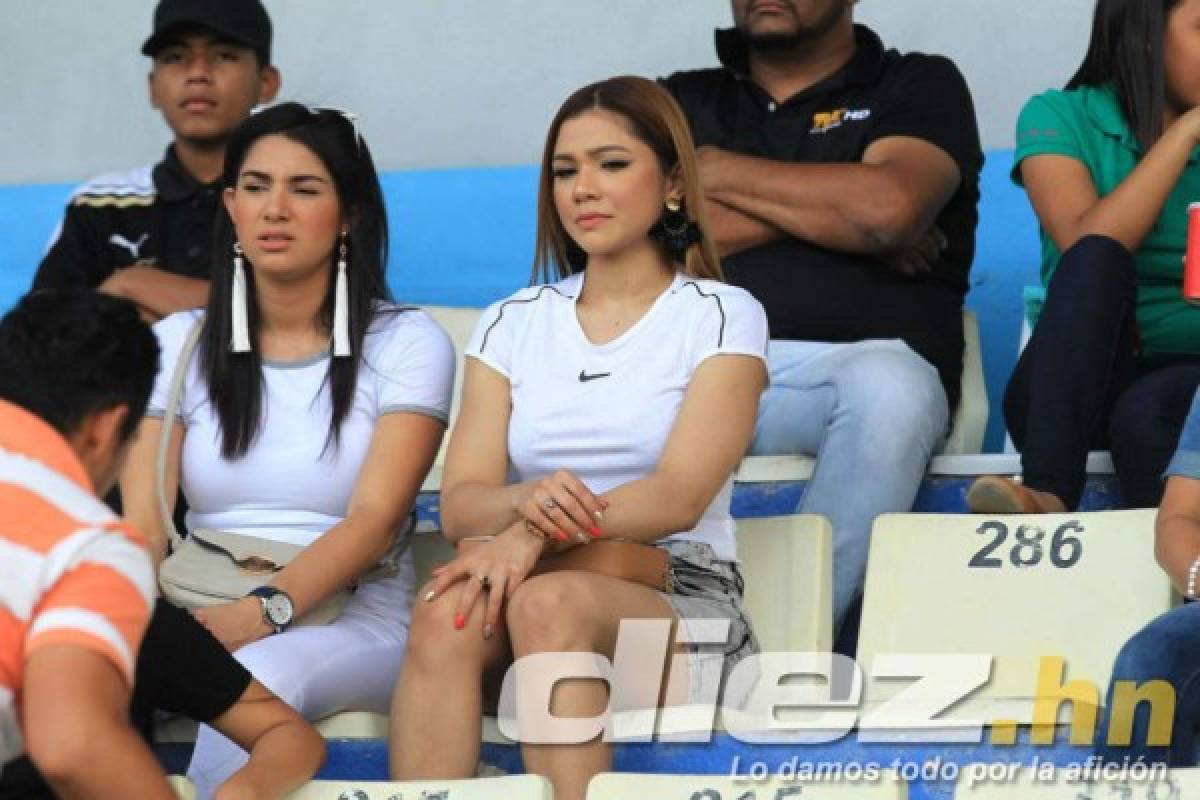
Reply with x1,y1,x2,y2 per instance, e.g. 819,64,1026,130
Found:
697,136,962,276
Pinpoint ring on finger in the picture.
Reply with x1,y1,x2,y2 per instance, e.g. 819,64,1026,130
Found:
478,574,492,591
542,496,558,511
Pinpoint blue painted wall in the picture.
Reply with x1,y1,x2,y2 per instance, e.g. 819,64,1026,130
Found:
966,152,1042,450
0,153,1041,452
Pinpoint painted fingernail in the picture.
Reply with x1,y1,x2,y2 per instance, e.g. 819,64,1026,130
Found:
454,613,465,630
484,624,494,640
424,590,436,602
590,526,602,538
556,530,569,542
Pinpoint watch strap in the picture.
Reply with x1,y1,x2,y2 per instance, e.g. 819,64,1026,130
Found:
246,587,293,633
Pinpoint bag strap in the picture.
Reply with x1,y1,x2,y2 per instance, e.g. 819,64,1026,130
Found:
156,317,205,554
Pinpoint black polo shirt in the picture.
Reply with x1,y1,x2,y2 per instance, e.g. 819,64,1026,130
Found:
33,145,222,290
663,25,983,408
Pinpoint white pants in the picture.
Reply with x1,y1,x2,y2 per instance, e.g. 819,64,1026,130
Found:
187,562,414,799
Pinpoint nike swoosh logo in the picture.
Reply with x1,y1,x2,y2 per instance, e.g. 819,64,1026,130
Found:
578,370,612,382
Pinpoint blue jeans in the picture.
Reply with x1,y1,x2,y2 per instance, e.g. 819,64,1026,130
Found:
750,339,948,631
1005,235,1200,508
1168,387,1200,480
1098,602,1200,766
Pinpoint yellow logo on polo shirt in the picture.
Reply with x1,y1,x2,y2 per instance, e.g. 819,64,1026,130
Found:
811,107,872,134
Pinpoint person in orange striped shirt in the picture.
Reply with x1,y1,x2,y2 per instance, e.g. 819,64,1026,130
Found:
0,290,177,799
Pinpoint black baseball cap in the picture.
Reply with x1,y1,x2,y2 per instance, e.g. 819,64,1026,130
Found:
141,0,272,63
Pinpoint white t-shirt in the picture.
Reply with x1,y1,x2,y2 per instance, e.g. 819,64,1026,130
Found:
466,272,768,562
148,306,455,548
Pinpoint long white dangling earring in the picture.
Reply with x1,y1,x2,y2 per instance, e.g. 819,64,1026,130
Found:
230,242,251,353
332,234,351,358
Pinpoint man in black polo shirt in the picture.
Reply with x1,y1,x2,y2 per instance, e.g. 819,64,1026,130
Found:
33,0,281,321
663,0,982,636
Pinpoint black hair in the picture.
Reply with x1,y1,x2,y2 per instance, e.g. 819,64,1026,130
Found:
1068,0,1183,149
202,102,392,459
0,290,159,441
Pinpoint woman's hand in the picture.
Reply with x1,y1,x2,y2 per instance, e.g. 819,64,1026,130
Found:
513,469,609,545
427,522,548,639
194,598,273,652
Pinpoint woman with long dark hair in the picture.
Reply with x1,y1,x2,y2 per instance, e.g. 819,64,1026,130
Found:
120,103,454,797
389,76,768,800
968,0,1200,514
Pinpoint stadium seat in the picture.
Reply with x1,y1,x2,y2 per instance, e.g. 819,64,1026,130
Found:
313,711,389,739
168,775,196,799
157,710,395,743
735,515,833,654
734,450,1117,490
410,529,456,589
419,306,480,492
284,775,551,799
586,771,907,799
953,764,1186,798
943,310,988,455
855,509,1171,725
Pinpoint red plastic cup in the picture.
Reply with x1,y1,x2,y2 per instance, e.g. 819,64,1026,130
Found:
1186,202,1200,305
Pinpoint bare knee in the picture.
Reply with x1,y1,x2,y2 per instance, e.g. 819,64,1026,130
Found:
506,574,598,653
406,581,488,670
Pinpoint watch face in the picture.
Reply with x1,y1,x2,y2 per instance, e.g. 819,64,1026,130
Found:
263,592,293,626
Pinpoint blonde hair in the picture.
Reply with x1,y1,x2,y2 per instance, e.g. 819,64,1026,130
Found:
532,75,723,283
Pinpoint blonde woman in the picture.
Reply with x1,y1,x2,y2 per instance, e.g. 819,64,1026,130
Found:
390,76,769,800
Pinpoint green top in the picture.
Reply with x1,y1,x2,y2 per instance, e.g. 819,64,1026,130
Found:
1014,83,1200,356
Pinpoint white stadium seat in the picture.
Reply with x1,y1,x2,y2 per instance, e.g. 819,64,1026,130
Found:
587,771,907,799
169,775,196,799
284,775,551,799
856,510,1171,726
953,764,1185,799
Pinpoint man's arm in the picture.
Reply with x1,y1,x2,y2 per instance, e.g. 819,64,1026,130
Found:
697,136,961,256
208,681,325,800
22,645,176,800
702,197,783,258
99,266,210,321
32,205,107,290
132,601,323,800
33,202,208,316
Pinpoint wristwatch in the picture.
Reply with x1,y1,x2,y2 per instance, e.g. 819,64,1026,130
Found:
247,587,295,634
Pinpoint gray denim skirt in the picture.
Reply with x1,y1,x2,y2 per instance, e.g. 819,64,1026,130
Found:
657,539,759,706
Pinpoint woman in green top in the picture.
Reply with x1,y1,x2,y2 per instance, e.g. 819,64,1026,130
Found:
968,0,1200,515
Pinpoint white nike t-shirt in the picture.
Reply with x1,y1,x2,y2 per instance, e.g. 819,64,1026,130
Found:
148,306,455,548
466,271,768,562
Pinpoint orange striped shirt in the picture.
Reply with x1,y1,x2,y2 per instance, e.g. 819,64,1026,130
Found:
0,400,154,767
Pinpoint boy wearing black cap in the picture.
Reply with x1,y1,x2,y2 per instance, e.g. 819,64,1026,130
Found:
33,0,281,322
